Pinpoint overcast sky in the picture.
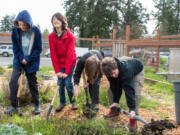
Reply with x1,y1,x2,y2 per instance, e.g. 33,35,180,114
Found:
0,0,156,35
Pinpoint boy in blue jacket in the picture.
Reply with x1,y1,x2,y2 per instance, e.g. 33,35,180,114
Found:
4,10,42,115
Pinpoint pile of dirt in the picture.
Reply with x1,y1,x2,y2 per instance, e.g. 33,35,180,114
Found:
141,119,176,135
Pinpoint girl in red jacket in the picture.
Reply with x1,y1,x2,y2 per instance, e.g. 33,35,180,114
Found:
49,12,77,112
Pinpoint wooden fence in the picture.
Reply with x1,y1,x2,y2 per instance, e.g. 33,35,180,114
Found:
125,25,180,72
1,25,180,72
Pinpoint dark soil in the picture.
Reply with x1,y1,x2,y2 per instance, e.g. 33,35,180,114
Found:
141,119,176,135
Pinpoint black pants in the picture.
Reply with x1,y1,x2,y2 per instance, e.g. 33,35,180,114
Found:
9,67,40,108
88,77,101,105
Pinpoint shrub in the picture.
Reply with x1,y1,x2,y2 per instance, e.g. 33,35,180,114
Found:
0,124,27,135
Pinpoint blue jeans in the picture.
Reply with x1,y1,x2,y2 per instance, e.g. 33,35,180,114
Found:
57,66,75,104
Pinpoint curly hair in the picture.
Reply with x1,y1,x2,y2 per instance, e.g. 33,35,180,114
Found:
51,12,68,30
101,57,118,77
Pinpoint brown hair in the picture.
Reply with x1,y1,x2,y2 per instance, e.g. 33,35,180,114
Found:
51,12,68,30
101,57,118,77
14,21,30,29
85,54,101,84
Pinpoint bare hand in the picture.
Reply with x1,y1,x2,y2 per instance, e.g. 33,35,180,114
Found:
83,82,89,89
74,85,80,97
62,73,68,79
56,72,63,78
22,59,27,65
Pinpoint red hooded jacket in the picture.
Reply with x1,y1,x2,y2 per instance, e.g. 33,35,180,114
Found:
49,29,76,75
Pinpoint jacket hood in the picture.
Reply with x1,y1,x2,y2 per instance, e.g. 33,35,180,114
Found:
14,10,34,31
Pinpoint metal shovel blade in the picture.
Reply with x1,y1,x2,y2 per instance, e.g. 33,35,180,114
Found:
47,105,53,120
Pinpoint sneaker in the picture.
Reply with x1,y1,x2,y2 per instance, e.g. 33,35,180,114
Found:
34,104,41,115
104,109,119,119
56,104,66,112
4,106,16,115
72,103,78,110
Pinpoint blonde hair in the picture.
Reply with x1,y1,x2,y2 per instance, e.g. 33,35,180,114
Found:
85,54,101,84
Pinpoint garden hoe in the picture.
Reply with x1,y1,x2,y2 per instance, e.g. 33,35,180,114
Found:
111,107,176,134
16,68,25,116
46,86,59,120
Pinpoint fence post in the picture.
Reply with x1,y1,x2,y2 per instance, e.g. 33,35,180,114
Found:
92,36,95,49
95,35,99,50
126,25,130,56
155,29,161,72
112,28,117,57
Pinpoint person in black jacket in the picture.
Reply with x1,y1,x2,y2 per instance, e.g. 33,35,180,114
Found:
73,50,104,110
101,57,144,118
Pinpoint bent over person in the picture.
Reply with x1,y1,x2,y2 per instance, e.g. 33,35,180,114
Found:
101,57,144,118
4,10,42,115
73,50,104,111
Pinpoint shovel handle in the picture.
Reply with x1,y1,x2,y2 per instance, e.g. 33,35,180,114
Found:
84,88,89,104
83,70,89,104
50,87,59,106
17,69,24,98
121,110,148,125
111,107,149,125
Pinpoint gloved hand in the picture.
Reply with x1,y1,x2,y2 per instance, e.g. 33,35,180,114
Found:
129,110,136,118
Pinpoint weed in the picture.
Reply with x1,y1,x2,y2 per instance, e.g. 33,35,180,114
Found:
7,64,13,68
0,66,5,75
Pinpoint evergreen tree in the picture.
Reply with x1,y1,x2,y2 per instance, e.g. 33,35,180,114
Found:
118,0,149,39
42,28,49,36
64,0,149,41
0,14,15,32
153,0,180,35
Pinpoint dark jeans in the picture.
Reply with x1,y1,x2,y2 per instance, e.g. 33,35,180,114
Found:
57,66,75,104
88,77,101,105
9,67,40,108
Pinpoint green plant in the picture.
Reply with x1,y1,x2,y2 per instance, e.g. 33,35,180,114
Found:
99,86,109,107
0,66,5,75
0,124,27,135
0,115,132,135
7,64,13,68
39,85,54,104
160,57,167,65
140,96,160,110
144,66,168,82
38,66,54,76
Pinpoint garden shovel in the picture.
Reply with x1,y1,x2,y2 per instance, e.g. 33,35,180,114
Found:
46,86,59,120
16,67,25,116
111,107,148,125
82,70,90,106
